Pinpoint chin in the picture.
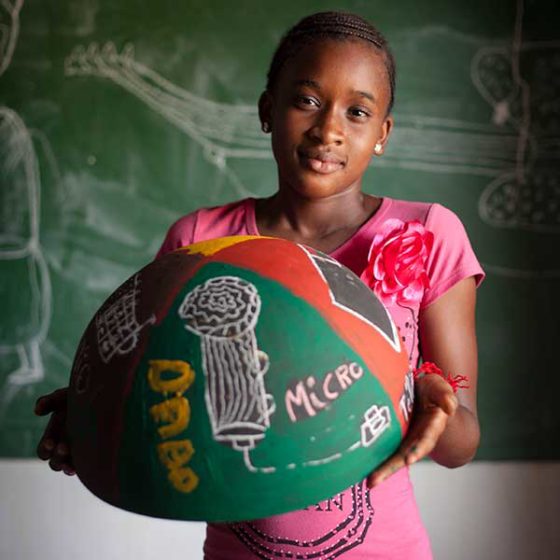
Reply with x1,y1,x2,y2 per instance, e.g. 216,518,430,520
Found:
282,172,348,200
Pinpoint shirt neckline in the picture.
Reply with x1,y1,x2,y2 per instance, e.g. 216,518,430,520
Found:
244,196,393,255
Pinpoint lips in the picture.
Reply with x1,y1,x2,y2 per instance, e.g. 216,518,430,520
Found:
298,149,345,174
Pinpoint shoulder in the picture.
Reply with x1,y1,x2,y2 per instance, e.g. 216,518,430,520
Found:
384,198,460,227
384,198,470,239
381,198,484,308
156,198,253,258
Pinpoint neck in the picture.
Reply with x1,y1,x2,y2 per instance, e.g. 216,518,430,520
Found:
257,186,380,241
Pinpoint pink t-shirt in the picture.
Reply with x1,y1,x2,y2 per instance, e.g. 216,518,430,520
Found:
157,196,485,560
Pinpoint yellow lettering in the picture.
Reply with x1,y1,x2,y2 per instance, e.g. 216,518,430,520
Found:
157,440,199,493
147,360,194,394
168,467,199,493
149,396,191,439
157,439,195,468
148,359,199,494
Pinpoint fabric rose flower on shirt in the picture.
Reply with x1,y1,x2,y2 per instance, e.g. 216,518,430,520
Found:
360,219,434,306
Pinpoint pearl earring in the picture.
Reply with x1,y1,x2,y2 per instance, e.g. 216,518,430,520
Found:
262,122,271,133
374,143,383,154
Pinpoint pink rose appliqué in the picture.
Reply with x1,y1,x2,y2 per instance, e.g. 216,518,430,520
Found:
360,219,434,306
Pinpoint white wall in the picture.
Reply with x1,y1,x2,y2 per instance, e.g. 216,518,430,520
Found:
1,460,559,560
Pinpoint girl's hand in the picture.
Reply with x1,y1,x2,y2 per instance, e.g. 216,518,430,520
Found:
34,387,76,476
367,374,458,488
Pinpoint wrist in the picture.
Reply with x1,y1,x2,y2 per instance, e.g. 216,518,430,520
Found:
413,362,469,393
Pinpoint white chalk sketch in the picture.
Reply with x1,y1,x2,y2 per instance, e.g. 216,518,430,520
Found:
472,0,560,234
95,273,155,363
0,0,23,77
179,276,275,465
63,41,518,188
360,404,391,447
63,15,558,278
0,107,51,389
399,370,415,423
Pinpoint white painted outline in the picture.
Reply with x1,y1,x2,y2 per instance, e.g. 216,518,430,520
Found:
298,245,402,353
95,273,155,364
399,370,415,423
179,276,275,458
360,404,391,448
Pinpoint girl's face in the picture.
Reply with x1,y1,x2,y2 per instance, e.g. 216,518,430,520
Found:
260,39,393,201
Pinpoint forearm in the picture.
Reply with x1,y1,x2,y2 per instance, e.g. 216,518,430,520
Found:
429,404,480,468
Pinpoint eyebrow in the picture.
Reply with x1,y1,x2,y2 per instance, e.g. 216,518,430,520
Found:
293,79,375,102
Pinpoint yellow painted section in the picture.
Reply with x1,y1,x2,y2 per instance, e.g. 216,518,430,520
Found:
149,396,191,439
147,359,195,395
176,235,269,256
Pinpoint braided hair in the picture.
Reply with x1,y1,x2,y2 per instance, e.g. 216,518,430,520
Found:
266,11,396,115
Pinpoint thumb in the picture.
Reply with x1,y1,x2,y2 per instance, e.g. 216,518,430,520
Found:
34,387,68,416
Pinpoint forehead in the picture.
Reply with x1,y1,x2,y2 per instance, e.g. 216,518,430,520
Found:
276,38,389,93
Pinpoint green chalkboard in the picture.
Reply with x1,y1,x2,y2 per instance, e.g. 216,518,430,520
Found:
1,0,558,459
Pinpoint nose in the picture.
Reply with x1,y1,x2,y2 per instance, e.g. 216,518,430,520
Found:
308,106,344,146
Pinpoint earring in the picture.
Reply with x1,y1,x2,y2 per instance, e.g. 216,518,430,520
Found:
374,143,383,154
262,122,271,133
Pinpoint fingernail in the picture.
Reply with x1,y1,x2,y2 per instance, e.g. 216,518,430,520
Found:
56,443,68,455
43,439,54,451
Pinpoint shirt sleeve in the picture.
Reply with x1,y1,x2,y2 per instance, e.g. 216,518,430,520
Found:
154,210,199,259
421,203,485,309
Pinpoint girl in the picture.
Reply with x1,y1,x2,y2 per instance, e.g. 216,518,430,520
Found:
35,11,484,559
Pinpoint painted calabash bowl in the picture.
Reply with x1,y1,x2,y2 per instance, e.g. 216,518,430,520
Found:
67,236,413,522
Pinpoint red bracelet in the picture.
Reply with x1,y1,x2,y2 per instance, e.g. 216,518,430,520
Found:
412,362,469,393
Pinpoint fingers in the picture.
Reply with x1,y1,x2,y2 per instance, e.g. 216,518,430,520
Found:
416,376,459,416
367,450,406,488
367,407,450,488
34,387,68,416
402,407,448,466
35,387,75,475
48,442,76,476
36,407,66,460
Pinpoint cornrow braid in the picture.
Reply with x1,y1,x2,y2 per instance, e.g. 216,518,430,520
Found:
266,11,396,115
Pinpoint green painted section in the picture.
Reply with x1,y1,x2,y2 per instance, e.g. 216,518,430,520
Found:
118,263,400,521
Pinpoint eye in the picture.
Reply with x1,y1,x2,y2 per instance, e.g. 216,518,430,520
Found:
348,106,371,120
294,95,319,109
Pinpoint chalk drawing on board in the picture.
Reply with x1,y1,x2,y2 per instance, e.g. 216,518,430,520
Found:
0,0,23,77
64,42,519,185
63,39,558,276
64,42,265,199
179,276,275,463
472,0,560,233
0,107,52,392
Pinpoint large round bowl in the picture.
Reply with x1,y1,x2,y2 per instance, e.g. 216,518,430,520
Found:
67,236,412,522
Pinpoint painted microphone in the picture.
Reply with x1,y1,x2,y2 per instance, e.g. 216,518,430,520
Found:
178,276,275,452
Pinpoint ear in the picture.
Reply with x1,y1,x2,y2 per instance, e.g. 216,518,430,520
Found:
258,90,273,133
374,115,394,156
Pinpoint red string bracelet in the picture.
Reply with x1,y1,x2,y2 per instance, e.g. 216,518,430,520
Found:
412,362,469,393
